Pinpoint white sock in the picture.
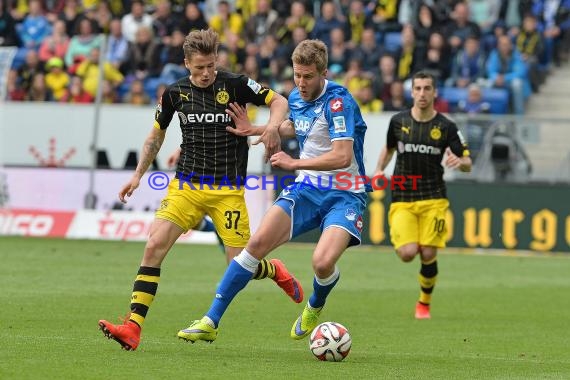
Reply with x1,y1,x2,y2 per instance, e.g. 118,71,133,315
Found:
314,266,340,286
233,249,260,273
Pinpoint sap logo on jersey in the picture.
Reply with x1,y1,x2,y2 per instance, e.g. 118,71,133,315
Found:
398,141,442,155
178,112,231,125
294,117,312,135
329,98,344,112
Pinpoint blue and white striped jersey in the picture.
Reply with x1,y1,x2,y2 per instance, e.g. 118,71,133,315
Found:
288,80,371,192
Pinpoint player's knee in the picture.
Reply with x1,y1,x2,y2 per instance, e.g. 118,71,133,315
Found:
312,257,335,278
145,235,162,252
246,234,271,256
398,252,416,262
143,236,168,265
396,244,419,262
420,247,437,262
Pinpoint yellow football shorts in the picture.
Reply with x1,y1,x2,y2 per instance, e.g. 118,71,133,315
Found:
155,178,250,247
388,198,449,249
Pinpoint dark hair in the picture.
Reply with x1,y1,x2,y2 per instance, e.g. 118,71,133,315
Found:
412,70,436,87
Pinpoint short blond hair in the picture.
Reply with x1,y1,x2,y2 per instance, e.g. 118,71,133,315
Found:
291,39,328,74
183,29,219,60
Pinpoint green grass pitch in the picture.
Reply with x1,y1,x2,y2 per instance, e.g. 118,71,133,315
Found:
2,236,570,379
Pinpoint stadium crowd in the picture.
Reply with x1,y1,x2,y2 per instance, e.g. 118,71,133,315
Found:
1,0,569,114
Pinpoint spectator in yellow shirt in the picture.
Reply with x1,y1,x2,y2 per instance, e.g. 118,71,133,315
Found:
209,1,244,45
343,58,374,95
355,84,383,113
44,57,70,101
75,47,124,97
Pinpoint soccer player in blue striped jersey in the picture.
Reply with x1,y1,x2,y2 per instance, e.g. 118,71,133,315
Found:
178,39,371,343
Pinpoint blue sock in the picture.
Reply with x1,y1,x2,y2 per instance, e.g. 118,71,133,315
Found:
309,268,340,309
205,260,254,326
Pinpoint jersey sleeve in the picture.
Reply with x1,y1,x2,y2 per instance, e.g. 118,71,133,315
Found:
236,75,275,106
326,94,355,140
154,85,176,130
287,92,297,122
447,123,470,157
386,116,398,149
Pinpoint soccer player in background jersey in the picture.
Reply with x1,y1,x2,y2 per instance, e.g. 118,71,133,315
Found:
374,71,472,319
177,39,371,343
98,29,304,351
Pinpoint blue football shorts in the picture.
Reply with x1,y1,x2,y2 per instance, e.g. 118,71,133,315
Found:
274,184,367,247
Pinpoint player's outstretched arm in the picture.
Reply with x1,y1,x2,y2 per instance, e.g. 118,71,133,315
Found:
225,102,264,136
259,92,289,160
119,127,166,203
270,140,353,172
226,99,288,163
277,120,296,138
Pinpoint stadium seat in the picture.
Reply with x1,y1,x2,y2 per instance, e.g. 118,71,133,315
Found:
482,88,510,114
117,81,130,100
144,77,164,99
438,87,509,114
383,32,402,52
97,150,110,168
10,48,28,69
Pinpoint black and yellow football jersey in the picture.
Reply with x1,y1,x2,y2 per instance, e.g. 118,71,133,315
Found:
387,110,470,202
155,71,274,183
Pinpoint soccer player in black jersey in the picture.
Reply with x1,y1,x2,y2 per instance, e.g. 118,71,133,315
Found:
374,71,472,319
98,29,303,351
166,148,225,254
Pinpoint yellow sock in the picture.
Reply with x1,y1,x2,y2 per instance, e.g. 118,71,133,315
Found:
129,266,160,327
418,258,438,305
252,258,276,280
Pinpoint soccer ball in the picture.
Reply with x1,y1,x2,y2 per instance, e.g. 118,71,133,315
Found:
309,322,352,362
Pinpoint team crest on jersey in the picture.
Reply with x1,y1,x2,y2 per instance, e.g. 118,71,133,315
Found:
430,127,442,140
345,209,357,221
333,116,346,133
157,200,168,211
329,98,344,112
247,78,262,94
216,89,229,104
313,101,324,114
